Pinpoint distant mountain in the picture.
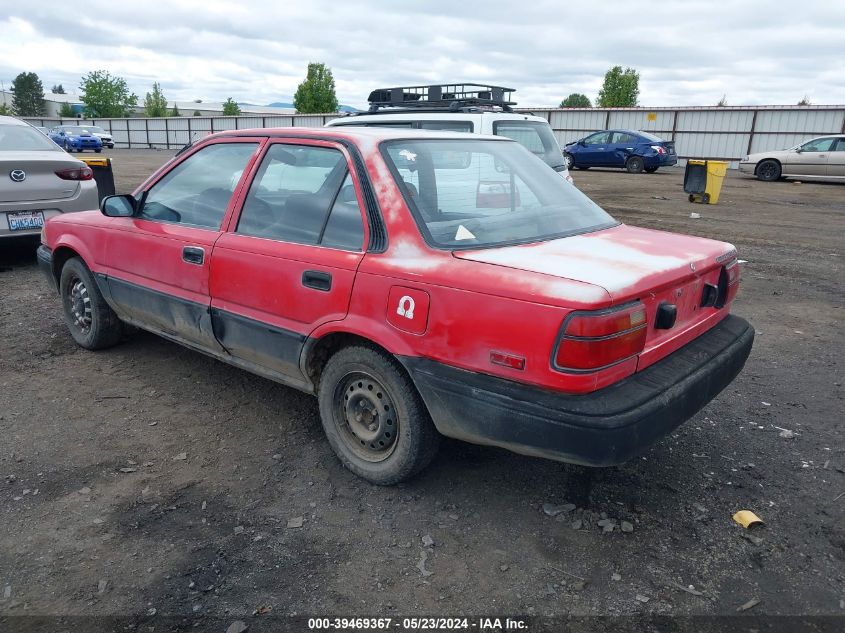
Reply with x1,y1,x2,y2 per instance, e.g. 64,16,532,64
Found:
266,101,359,113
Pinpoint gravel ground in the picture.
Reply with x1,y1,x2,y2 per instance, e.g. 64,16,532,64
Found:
1,150,842,631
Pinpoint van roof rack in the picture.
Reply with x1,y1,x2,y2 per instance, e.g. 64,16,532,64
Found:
365,83,517,113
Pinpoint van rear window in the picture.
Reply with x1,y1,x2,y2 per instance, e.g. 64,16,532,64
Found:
493,121,564,169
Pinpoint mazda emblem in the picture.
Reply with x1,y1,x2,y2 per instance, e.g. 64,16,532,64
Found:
9,169,26,182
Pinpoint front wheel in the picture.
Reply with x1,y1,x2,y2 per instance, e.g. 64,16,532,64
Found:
564,153,574,169
756,159,781,181
318,346,440,485
95,149,102,153
59,257,124,350
626,156,645,173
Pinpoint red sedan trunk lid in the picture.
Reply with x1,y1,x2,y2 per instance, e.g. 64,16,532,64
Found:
454,224,738,366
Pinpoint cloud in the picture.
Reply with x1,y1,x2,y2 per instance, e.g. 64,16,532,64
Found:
1,0,842,107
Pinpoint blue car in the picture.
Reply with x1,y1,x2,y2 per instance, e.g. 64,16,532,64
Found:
564,129,677,173
49,125,103,153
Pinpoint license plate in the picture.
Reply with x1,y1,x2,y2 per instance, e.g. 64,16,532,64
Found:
7,211,45,231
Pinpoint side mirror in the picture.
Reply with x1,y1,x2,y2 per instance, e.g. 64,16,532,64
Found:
578,140,586,147
101,194,136,217
795,148,803,153
339,184,358,203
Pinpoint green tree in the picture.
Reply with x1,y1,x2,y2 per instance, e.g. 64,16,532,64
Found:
58,102,75,118
0,103,11,116
221,97,241,116
560,93,591,108
597,66,639,107
293,62,339,113
11,72,46,116
51,84,66,94
716,94,728,106
193,110,202,116
143,82,168,117
798,96,811,106
80,70,138,118
170,104,181,116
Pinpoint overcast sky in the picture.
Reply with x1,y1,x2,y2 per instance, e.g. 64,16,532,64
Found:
1,0,843,108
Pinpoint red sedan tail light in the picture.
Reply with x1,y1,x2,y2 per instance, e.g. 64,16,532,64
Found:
553,303,647,371
55,166,94,181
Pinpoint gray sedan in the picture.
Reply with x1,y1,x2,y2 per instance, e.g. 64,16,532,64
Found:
0,116,99,240
739,135,845,182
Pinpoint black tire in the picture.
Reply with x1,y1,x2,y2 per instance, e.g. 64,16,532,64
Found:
95,149,102,153
574,165,590,170
626,156,645,173
318,346,440,485
645,166,659,173
564,153,574,170
756,159,781,181
59,257,123,350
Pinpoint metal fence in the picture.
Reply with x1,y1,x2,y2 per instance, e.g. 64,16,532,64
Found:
25,105,845,168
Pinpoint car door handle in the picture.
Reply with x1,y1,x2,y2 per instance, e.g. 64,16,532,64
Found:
302,270,332,292
182,246,205,265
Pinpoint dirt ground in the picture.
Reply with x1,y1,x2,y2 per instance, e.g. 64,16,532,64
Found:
1,150,843,631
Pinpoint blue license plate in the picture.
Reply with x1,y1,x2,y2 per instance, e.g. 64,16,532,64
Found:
7,211,45,231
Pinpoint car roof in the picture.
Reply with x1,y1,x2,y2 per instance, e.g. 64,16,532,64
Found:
327,111,549,124
213,126,511,143
0,115,30,127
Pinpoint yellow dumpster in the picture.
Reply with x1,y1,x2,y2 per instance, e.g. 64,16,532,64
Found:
684,160,728,204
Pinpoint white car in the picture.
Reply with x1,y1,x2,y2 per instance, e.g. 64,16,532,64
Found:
326,83,573,183
739,135,845,182
80,125,115,149
0,116,99,240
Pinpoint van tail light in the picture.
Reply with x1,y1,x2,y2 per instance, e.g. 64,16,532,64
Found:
553,303,648,372
55,166,93,181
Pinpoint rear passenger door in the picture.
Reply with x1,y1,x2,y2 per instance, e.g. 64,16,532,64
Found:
209,140,368,381
827,137,845,177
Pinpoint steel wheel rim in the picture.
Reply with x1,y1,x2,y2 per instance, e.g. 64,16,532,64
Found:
66,276,93,334
334,371,398,462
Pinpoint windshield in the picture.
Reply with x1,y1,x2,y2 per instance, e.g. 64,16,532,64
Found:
0,125,60,151
383,139,616,249
492,120,565,168
63,126,91,135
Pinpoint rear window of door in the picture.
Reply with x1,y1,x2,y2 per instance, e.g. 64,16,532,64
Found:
138,142,259,229
492,120,564,168
236,143,365,251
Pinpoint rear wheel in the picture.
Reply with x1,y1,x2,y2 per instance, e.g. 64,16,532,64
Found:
95,149,102,153
318,346,440,485
756,159,781,181
626,156,645,173
645,166,659,173
59,257,124,350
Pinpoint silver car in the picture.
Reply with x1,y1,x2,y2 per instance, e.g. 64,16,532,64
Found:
80,124,115,149
739,135,845,182
0,116,99,239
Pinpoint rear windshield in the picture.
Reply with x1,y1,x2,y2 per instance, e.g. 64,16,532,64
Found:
493,120,565,168
637,131,664,142
382,139,616,249
0,125,60,151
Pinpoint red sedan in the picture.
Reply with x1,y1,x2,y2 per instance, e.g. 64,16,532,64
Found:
38,127,753,484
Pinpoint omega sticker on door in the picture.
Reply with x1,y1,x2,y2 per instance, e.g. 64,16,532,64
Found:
386,287,430,335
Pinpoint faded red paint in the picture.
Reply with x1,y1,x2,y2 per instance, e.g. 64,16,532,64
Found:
43,126,742,395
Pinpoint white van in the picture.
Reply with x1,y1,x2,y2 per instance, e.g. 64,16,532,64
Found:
325,84,572,183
